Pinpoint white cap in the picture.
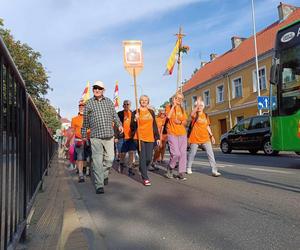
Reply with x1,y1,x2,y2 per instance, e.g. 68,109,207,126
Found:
93,80,105,89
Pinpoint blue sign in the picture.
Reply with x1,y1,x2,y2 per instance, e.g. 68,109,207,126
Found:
257,96,276,110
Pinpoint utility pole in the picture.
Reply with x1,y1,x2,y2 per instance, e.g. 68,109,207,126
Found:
175,27,185,93
251,0,262,115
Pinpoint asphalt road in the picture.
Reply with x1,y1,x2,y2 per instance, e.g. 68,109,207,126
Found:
70,150,300,250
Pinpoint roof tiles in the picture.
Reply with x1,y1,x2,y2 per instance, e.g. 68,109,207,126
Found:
183,6,300,93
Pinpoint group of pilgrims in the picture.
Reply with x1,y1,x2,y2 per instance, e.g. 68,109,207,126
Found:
66,82,221,193
113,91,221,186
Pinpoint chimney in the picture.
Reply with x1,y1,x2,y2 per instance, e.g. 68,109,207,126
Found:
210,53,217,61
231,36,246,49
200,61,207,67
277,2,297,21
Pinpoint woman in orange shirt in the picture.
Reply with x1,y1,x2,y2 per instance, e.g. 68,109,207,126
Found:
152,108,168,167
187,99,221,177
165,92,188,180
131,95,160,186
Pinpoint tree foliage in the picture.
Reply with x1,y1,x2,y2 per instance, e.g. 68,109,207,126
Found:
0,18,61,133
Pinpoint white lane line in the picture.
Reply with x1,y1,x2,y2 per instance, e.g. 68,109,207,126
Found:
192,161,293,174
248,168,293,174
163,155,294,174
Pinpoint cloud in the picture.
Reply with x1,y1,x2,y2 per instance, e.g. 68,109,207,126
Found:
1,0,299,119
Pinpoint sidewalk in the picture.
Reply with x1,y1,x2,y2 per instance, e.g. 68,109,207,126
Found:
17,153,106,250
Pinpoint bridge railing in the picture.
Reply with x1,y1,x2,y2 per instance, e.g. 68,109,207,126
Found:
0,36,57,250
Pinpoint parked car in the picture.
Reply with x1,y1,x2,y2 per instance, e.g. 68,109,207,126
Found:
220,115,279,156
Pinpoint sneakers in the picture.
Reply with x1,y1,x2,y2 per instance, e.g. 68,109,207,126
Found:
96,187,104,194
78,176,85,183
143,179,152,186
165,167,174,179
104,177,108,186
212,171,221,177
187,168,193,174
177,173,187,180
119,163,125,173
128,168,135,176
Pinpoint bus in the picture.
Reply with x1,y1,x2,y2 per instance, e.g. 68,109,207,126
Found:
270,19,300,155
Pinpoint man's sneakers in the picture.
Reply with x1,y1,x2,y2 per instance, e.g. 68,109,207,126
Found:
212,171,221,177
128,168,135,176
143,179,151,186
118,163,125,173
96,187,104,194
78,175,85,183
104,177,109,186
186,168,193,175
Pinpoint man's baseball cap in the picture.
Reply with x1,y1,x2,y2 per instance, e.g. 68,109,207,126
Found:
93,80,105,89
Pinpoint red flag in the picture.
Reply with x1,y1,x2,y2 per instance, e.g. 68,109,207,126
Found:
113,81,120,110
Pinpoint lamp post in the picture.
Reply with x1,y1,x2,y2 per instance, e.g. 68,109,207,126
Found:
251,0,262,115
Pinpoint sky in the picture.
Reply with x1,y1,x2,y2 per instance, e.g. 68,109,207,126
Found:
1,0,299,119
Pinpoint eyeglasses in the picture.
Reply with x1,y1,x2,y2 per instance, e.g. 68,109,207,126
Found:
93,86,104,90
124,103,130,106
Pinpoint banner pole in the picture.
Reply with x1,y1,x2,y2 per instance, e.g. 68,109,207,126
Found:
133,68,141,151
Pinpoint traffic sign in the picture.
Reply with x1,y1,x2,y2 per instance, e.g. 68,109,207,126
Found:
257,96,276,110
257,96,269,110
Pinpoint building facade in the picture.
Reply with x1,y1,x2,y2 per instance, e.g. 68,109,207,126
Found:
182,2,300,144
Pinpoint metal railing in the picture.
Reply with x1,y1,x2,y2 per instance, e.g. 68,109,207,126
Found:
0,36,57,250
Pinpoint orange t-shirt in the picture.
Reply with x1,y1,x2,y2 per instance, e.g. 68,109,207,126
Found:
166,105,187,136
71,114,90,139
156,117,167,141
71,114,84,139
138,109,154,142
188,112,211,144
123,111,132,140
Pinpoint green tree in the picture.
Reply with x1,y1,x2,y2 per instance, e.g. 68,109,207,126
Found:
0,18,61,133
36,99,61,133
160,100,169,108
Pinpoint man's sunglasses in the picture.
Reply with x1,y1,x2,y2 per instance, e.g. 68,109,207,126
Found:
123,103,130,106
93,86,104,90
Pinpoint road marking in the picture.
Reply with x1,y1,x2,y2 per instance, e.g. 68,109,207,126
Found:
191,161,234,168
192,161,293,174
248,168,293,174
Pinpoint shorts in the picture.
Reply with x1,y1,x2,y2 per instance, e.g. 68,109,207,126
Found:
121,139,137,153
116,138,124,153
74,143,85,161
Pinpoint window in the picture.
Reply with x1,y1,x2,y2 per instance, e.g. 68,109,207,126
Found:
236,116,244,125
233,118,251,132
216,84,224,103
250,116,269,130
203,90,210,106
192,96,197,107
253,66,267,92
183,100,187,110
232,77,243,98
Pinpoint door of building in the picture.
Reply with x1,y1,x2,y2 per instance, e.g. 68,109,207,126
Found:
219,119,227,135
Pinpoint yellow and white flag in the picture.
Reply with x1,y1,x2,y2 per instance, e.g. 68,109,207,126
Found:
81,81,90,103
164,39,180,75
